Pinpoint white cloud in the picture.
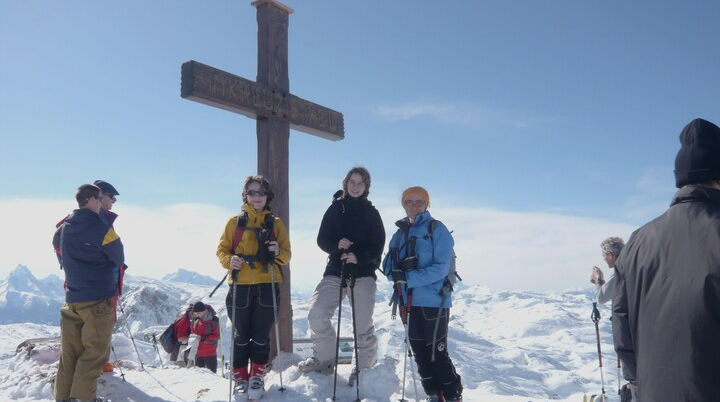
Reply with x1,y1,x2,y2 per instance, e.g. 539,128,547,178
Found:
374,101,538,130
0,198,637,292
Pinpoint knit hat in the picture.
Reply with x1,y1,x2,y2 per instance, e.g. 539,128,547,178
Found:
93,180,120,196
401,186,430,207
674,118,720,188
192,301,206,312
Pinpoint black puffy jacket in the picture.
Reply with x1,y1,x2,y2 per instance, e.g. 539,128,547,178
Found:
317,195,385,280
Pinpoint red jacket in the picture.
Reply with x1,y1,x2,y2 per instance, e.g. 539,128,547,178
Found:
173,310,192,341
191,308,219,358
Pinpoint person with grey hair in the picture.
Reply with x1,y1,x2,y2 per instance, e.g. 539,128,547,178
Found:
590,236,625,304
590,236,635,400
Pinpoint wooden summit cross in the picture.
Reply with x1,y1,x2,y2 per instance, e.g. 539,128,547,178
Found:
180,0,344,354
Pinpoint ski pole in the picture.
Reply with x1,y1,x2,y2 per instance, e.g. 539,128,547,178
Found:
218,306,225,378
118,301,145,369
331,259,347,402
110,344,126,382
268,261,285,393
395,283,419,402
228,269,238,402
617,357,621,395
209,271,229,298
404,290,419,401
591,302,606,399
348,271,361,402
151,333,165,368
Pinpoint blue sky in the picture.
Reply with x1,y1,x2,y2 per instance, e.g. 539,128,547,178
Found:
1,1,718,291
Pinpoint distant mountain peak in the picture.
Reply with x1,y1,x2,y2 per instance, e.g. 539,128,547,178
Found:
162,268,218,286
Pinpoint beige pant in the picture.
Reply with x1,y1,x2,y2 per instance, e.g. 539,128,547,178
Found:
307,276,378,369
54,298,114,401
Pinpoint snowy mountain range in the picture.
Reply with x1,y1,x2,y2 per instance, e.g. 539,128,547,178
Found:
0,265,621,402
0,265,64,325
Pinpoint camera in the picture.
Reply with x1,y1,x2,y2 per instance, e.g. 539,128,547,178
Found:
256,228,275,265
398,255,418,271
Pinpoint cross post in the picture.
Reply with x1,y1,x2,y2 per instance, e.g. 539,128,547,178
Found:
181,0,344,356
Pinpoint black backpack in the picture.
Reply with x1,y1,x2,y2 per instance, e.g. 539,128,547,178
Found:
159,322,178,353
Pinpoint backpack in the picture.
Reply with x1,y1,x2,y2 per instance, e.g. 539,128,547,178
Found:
390,218,462,296
159,322,178,353
426,219,462,297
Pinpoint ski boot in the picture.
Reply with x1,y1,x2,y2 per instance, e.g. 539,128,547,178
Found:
247,361,269,401
233,366,249,401
298,357,334,374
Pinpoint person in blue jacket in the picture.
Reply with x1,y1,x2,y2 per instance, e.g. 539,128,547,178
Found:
54,183,125,402
383,186,463,402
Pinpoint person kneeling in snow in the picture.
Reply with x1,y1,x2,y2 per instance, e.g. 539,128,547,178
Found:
190,301,220,373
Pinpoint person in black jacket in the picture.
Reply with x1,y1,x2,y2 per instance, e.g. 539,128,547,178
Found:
298,167,385,379
613,118,720,402
54,183,125,402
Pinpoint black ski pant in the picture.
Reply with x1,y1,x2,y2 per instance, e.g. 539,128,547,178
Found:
226,283,279,368
195,355,218,373
408,306,463,400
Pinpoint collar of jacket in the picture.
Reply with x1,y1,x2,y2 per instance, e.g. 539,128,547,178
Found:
395,210,432,229
241,203,272,225
671,185,720,207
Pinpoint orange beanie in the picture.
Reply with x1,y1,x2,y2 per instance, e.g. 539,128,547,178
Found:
401,186,430,207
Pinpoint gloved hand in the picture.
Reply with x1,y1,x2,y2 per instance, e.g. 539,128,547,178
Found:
398,256,418,271
590,266,605,285
391,269,407,285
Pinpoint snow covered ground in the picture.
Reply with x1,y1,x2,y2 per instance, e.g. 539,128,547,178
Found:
0,277,621,402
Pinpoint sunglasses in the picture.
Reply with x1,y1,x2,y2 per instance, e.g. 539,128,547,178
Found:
247,190,267,197
403,199,425,207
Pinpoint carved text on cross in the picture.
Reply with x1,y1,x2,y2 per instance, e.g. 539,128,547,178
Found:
181,61,343,140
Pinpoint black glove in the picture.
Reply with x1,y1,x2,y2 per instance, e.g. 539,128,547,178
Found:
398,256,418,271
391,269,407,285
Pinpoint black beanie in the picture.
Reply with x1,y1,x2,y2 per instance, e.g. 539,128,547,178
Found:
674,118,720,188
192,301,206,312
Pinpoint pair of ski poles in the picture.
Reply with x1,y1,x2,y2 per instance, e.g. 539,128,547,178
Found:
332,256,362,402
223,254,286,402
591,302,624,401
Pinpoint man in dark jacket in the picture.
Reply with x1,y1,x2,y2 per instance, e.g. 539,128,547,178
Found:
54,184,125,402
613,118,720,402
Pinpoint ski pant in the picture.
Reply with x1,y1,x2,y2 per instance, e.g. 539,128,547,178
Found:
408,306,463,400
170,342,189,363
226,283,278,368
306,275,378,369
195,355,218,373
54,298,115,401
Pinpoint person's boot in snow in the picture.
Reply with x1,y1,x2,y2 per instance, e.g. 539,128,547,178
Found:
247,361,269,400
233,366,249,395
298,356,334,374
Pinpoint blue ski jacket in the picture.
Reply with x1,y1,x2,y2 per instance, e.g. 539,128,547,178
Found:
58,208,125,303
383,210,454,308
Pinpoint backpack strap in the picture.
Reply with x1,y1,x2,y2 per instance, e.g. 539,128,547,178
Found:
231,212,248,255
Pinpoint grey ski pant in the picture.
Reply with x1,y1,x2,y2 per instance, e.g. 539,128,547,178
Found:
306,275,378,369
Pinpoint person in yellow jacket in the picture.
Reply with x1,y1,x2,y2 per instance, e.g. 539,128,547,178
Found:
216,175,291,399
